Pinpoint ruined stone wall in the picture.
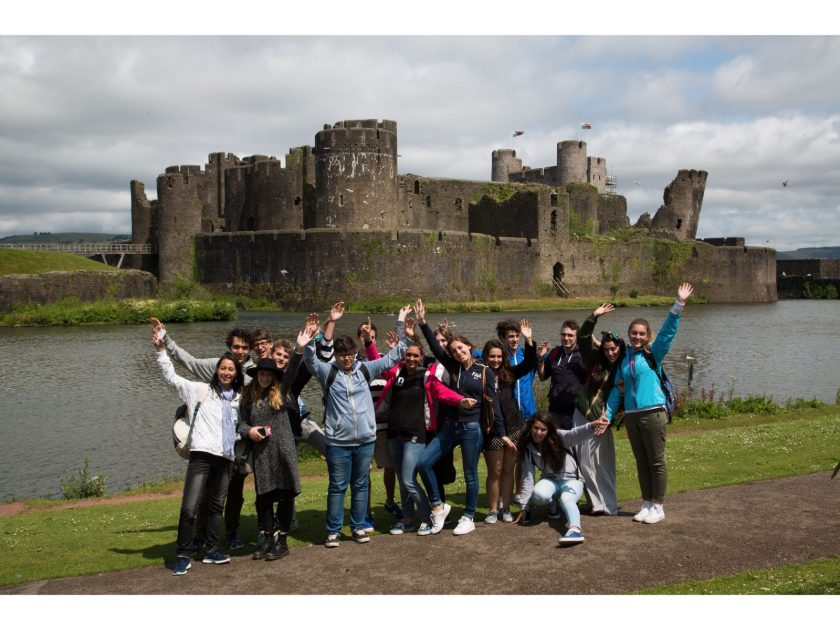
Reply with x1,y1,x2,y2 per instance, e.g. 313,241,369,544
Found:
547,239,776,302
510,166,559,185
566,183,599,237
0,270,157,313
468,190,542,240
650,169,707,240
313,120,398,230
129,180,157,273
398,176,487,232
597,194,630,234
194,229,541,307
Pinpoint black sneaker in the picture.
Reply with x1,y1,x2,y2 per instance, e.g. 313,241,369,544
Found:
352,529,371,544
227,533,245,550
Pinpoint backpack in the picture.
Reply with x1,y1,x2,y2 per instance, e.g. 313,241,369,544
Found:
643,352,675,422
322,362,372,416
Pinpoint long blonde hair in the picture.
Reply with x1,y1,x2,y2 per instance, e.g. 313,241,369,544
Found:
242,376,284,411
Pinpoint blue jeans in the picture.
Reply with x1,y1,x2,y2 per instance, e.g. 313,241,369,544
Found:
325,441,375,534
388,438,429,520
417,421,484,518
531,477,585,529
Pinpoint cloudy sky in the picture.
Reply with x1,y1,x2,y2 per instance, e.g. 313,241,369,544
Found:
2,4,838,251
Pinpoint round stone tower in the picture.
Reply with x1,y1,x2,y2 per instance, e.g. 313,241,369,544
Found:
491,149,523,182
557,140,588,185
313,119,398,230
156,167,203,287
650,169,708,240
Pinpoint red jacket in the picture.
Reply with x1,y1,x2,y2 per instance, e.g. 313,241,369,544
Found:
375,361,463,432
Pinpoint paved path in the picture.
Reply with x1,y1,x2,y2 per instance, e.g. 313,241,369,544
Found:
3,472,839,595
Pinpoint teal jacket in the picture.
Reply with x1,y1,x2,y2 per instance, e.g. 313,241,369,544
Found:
604,300,683,421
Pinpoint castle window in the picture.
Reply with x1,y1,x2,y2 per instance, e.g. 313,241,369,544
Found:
454,197,463,212
426,195,431,208
676,218,683,229
550,192,558,206
414,180,420,194
550,209,557,235
339,194,344,207
294,197,301,206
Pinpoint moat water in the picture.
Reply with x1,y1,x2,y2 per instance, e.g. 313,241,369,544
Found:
2,300,838,501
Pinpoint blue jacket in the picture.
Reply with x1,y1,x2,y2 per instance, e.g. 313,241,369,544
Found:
605,301,683,421
472,345,537,420
304,337,406,446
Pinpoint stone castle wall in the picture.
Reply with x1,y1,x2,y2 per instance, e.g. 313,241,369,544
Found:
194,229,541,307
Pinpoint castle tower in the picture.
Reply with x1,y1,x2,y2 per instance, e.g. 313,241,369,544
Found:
650,169,707,240
491,149,523,182
587,156,607,193
205,152,241,231
557,140,588,185
156,168,204,287
313,119,399,230
285,145,315,229
130,180,155,272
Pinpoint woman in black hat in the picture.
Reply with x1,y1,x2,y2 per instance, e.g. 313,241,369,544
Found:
237,325,313,560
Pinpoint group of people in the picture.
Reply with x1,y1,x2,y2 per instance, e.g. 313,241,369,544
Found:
151,282,693,575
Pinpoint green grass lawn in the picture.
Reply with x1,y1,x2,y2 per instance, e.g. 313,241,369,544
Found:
0,249,116,275
2,406,839,588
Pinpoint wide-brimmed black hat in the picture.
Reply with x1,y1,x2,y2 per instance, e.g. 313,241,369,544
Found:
246,358,284,379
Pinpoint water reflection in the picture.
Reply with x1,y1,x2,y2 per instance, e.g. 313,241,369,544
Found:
1,301,838,500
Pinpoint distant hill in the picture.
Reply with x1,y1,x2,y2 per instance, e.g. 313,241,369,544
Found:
0,233,130,244
776,246,840,260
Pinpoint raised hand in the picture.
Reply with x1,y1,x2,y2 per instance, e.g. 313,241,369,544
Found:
437,317,450,334
414,298,426,325
404,317,416,340
537,341,549,358
304,312,320,336
519,319,532,342
385,330,398,349
398,304,412,322
359,317,373,342
593,303,615,318
296,326,315,351
677,283,694,302
151,332,164,352
329,301,345,322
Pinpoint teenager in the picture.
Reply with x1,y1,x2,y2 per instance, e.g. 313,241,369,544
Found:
602,283,694,524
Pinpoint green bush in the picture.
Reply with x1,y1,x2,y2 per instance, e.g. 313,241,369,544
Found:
785,397,826,410
726,396,781,415
629,289,639,298
60,457,106,500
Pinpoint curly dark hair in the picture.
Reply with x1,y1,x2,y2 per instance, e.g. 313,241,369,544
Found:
225,328,253,350
495,319,521,340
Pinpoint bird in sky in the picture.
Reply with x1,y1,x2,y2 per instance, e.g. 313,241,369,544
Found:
782,179,789,187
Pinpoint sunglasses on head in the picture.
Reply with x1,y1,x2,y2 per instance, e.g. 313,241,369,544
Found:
600,331,623,343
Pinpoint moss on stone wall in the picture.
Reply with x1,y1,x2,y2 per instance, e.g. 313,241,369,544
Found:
650,239,693,285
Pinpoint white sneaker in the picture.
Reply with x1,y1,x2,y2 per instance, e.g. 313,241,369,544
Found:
430,503,451,534
453,515,475,535
643,504,665,524
633,501,653,522
484,511,498,524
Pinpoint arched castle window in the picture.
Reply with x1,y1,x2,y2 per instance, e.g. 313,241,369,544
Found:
676,218,683,230
426,195,431,208
550,209,558,235
414,180,420,194
454,198,463,212
550,192,558,206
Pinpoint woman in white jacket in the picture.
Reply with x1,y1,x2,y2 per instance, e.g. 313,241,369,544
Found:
154,335,244,576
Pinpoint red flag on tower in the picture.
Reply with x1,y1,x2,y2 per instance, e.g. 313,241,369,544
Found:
580,122,592,130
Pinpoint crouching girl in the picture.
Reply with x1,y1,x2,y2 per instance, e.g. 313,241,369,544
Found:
513,411,609,545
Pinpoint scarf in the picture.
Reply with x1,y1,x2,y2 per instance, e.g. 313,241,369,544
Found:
219,388,236,459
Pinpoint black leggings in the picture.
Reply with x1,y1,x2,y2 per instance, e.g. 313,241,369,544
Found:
256,489,296,534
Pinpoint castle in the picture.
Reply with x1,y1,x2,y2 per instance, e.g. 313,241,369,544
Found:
130,119,777,304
